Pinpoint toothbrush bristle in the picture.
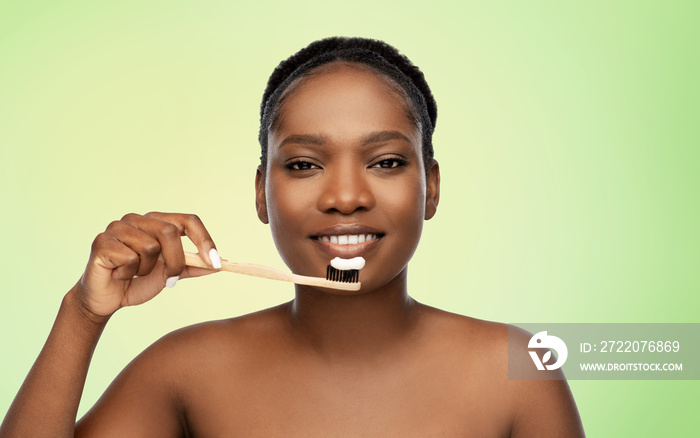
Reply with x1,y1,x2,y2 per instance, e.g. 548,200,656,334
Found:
326,265,359,283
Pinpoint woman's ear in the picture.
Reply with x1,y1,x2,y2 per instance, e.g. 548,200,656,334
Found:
425,159,440,220
255,165,269,224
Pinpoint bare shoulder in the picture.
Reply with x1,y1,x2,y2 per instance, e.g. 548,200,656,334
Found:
76,303,290,437
415,305,585,437
108,302,291,383
416,304,509,355
152,302,290,357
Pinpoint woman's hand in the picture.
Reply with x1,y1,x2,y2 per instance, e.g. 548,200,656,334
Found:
76,212,222,318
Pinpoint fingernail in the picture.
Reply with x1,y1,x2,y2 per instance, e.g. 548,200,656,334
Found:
209,248,222,269
165,276,179,288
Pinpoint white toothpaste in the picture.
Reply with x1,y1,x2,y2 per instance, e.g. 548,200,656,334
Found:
330,256,365,270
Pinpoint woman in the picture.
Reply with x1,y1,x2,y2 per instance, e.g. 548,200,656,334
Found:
0,37,584,437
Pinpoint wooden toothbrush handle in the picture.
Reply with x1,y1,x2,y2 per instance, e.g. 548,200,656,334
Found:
183,252,360,291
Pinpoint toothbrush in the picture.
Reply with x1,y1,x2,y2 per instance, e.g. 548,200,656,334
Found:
325,256,365,283
182,252,361,291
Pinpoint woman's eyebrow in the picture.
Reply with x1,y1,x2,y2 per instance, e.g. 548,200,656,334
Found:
361,130,413,146
278,131,412,149
279,134,327,148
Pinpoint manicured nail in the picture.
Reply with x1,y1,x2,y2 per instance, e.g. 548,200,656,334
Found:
165,276,179,288
209,248,222,269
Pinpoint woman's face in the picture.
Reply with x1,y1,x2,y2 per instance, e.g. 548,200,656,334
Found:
256,64,439,294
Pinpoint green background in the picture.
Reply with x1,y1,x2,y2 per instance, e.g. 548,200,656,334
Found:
1,0,698,435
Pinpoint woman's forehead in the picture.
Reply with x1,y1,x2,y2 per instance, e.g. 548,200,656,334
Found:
270,65,420,150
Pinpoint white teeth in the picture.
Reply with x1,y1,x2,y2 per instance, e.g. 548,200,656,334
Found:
318,234,379,245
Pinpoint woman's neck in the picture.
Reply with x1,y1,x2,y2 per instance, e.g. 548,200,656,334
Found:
285,268,423,361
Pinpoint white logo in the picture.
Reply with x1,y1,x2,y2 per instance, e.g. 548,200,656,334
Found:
528,331,568,371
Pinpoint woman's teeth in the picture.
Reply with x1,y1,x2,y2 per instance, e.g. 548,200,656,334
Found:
316,234,378,245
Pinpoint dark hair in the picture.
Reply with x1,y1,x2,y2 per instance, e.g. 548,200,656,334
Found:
258,37,437,168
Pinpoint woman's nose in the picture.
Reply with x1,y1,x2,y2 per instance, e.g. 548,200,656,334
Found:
317,166,375,215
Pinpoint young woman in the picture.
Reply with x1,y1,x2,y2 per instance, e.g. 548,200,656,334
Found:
1,37,584,437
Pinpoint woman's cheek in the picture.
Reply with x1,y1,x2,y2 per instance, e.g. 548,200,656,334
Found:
266,177,307,257
268,175,313,218
378,177,426,220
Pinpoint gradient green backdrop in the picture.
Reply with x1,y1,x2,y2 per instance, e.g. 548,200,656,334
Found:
1,0,698,435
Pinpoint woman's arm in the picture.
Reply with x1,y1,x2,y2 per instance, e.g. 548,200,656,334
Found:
0,212,220,438
0,287,108,437
506,326,585,437
510,379,585,438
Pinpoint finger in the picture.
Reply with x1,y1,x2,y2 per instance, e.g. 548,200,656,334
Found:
104,220,162,277
91,234,141,282
127,264,217,294
144,212,221,269
120,213,186,279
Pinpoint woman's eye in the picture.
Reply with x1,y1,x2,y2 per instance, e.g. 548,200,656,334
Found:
285,161,318,170
371,158,407,169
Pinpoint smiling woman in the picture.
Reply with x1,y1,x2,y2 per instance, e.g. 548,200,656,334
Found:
0,37,584,437
261,64,434,294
